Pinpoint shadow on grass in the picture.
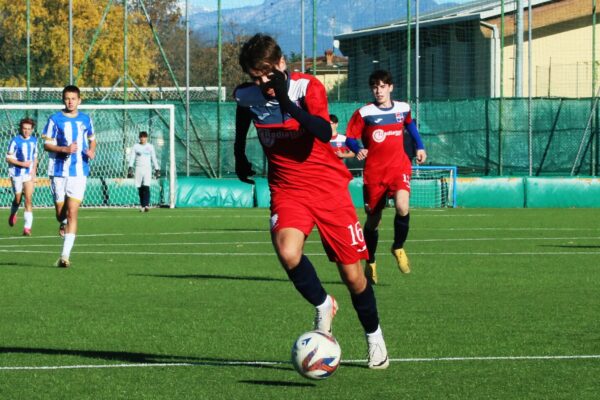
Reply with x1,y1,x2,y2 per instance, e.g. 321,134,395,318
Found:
539,244,600,249
0,261,56,269
340,361,368,369
130,273,348,286
239,379,315,387
170,228,270,233
0,346,290,371
131,273,289,283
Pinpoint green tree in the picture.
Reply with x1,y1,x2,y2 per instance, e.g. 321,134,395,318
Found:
189,22,251,99
132,0,185,87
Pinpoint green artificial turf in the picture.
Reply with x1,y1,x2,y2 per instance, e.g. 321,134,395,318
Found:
1,207,599,399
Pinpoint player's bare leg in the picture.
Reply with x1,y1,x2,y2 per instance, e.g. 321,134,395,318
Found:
364,211,382,284
272,228,334,332
65,198,80,235
337,261,388,369
55,201,67,238
392,190,411,273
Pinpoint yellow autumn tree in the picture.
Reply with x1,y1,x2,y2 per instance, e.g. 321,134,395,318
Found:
0,0,47,86
0,0,162,87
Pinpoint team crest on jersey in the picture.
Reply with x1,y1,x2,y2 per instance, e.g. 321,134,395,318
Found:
372,129,386,143
395,112,404,123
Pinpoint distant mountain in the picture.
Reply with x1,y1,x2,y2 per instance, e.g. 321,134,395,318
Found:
191,0,457,55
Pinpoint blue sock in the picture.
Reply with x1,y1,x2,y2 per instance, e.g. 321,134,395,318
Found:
351,282,380,334
10,200,19,215
142,186,150,207
286,255,327,307
393,213,410,249
364,227,379,263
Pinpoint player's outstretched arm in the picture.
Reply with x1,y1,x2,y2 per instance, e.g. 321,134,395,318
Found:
234,105,256,183
268,70,332,143
405,120,426,164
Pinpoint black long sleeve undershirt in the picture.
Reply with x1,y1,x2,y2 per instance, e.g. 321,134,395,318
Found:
234,105,253,158
278,98,332,143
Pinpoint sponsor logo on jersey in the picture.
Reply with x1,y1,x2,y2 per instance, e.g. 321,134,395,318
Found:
395,112,404,123
371,129,403,143
257,129,303,148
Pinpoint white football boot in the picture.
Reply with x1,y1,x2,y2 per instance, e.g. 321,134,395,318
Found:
313,295,338,333
366,326,389,369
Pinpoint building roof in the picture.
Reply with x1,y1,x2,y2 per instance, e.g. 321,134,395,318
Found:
335,0,554,40
288,55,348,73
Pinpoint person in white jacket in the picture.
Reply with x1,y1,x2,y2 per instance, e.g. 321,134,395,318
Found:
128,131,159,212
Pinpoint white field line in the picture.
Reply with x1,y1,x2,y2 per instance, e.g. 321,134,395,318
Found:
1,354,599,371
26,213,493,220
1,236,600,249
2,231,600,243
2,228,599,242
2,249,600,256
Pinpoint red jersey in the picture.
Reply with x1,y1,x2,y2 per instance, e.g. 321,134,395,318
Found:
346,101,413,185
234,72,351,200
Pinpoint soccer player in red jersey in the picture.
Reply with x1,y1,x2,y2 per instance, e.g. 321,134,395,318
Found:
346,70,427,284
234,34,388,369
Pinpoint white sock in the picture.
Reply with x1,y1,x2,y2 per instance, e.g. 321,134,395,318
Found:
62,233,76,260
24,211,33,229
316,295,332,310
367,325,383,338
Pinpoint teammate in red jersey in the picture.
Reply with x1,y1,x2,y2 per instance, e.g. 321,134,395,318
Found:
234,34,388,369
346,70,427,284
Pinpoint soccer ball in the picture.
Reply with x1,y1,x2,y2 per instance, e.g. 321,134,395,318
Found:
291,330,341,380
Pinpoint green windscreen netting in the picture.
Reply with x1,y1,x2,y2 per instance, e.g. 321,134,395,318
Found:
182,98,599,177
1,98,598,179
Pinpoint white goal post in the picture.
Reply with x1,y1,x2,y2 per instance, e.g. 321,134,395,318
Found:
0,103,176,208
410,165,457,208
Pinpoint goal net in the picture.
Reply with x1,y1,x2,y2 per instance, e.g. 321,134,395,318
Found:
0,104,175,208
409,166,457,208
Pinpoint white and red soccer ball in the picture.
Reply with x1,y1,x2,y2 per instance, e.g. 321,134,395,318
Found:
291,330,341,380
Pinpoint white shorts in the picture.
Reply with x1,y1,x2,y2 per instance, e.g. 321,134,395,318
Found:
51,176,87,203
134,168,152,188
11,175,33,194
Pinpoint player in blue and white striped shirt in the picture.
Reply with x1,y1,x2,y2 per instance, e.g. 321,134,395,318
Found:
6,118,38,236
43,85,97,268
